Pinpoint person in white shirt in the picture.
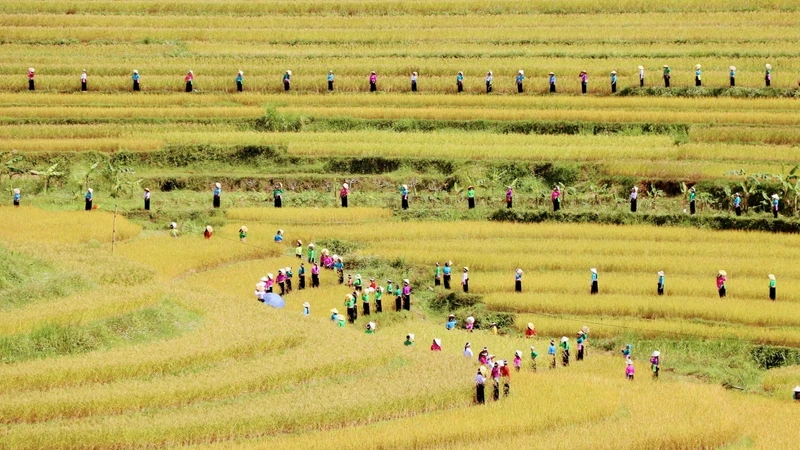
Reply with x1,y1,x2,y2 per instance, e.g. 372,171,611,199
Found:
143,188,151,210
638,65,644,87
630,186,638,212
463,342,473,358
81,69,87,91
410,71,418,92
474,369,486,404
462,267,469,293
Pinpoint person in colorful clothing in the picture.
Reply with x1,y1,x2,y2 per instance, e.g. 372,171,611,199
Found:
650,351,661,379
399,184,409,210
298,263,306,289
402,279,412,311
28,68,35,91
474,370,485,404
548,339,557,369
132,70,141,91
430,338,442,351
277,269,287,295
717,270,727,297
491,362,501,400
283,70,291,91
274,229,283,243
13,188,20,207
255,281,265,302
729,66,736,87
464,342,473,358
330,308,338,322
506,186,513,209
530,346,539,371
621,343,632,358
765,64,772,87
185,70,194,92
443,261,452,289
552,186,561,211
374,286,383,312
638,65,644,87
395,285,403,312
579,70,588,94
549,72,556,92
694,64,702,87
590,268,598,295
771,194,779,218
81,69,87,91
142,188,151,210
85,188,93,211
354,274,363,292
526,322,536,338
345,294,356,323
213,182,221,208
467,185,475,209
446,314,457,330
285,267,293,292
478,347,489,365
662,65,671,87
610,70,617,93
485,71,493,93
513,351,522,372
337,314,346,328
500,360,511,396
404,334,414,346
559,337,570,367
307,243,316,263
515,269,523,292
327,70,334,91
516,70,525,93
769,274,776,301
434,262,442,286
689,187,697,215
334,256,344,284
657,271,665,295
302,302,310,315
410,71,418,92
273,183,283,208
264,274,274,293
465,316,474,332
626,359,635,380
239,225,247,243
576,331,586,361
236,70,244,92
295,240,303,259
340,182,349,208
369,71,377,92
362,288,371,316
311,263,320,288
365,322,376,334
733,193,742,216
456,71,464,93
461,267,469,293
169,222,179,238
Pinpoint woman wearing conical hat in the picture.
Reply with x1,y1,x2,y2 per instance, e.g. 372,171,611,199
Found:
283,70,291,91
610,70,617,94
716,270,727,298
657,271,665,296
769,274,776,301
12,188,20,207
236,70,244,92
515,269,523,292
694,64,702,87
516,70,525,93
462,267,469,293
590,268,598,295
662,65,671,87
638,65,644,87
213,182,221,208
185,70,194,92
765,63,772,87
729,66,736,87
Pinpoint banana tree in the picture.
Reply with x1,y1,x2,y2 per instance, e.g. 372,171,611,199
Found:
30,163,64,195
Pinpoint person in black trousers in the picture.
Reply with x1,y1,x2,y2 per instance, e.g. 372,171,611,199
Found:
84,188,93,211
400,184,409,210
28,68,35,91
143,188,151,210
657,271,665,296
475,369,486,404
630,187,638,212
410,72,418,92
132,70,140,91
81,70,87,91
769,274,776,300
340,182,349,208
590,268,598,294
236,71,243,92
213,182,221,208
298,263,306,290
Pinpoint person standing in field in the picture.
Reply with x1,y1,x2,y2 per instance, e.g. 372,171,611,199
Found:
621,343,632,358
771,194,779,218
395,284,403,312
361,288,371,316
626,359,635,380
485,71,493,93
530,346,539,371
169,222,178,238
506,186,513,208
185,71,194,92
638,65,644,87
733,193,742,216
576,331,586,361
12,188,21,206
283,70,291,91
81,69,87,92
717,270,727,298
548,340,557,369
474,369,486,404
516,70,525,93
277,269,286,296
369,71,377,92
500,360,511,396
729,66,736,87
657,271,665,295
694,64,702,87
765,64,772,87
298,263,306,289
307,243,316,263
769,274,776,301
650,351,661,379
579,70,588,94
662,65,671,87
491,362,501,400
143,188,151,210
515,269,523,292
84,188,93,211
132,70,141,91
374,286,383,312
286,267,293,292
410,72,418,92
302,302,310,316
434,262,442,287
552,185,561,211
272,183,283,208
560,337,570,366
402,279,412,310
456,71,464,93
461,267,469,293
354,274,363,293
689,187,697,215
295,240,303,259
467,185,475,209
340,182,349,207
204,225,213,240
345,294,356,324
549,72,556,93
610,70,617,93
236,71,244,92
464,342,473,358
443,261,452,289
630,186,638,212
513,351,522,371
311,262,320,288
327,70,334,91
590,268,598,295
334,256,344,284
28,68,35,91
399,184,409,210
213,182,221,208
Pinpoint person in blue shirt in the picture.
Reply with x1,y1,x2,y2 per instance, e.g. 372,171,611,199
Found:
610,70,618,93
445,314,457,330
515,268,523,292
547,339,557,369
771,194,779,218
132,70,140,91
399,184,409,210
621,343,632,358
549,72,556,93
330,308,338,321
590,268,598,294
84,188,93,211
327,70,334,91
13,188,20,207
456,71,464,93
213,182,221,208
733,193,742,216
298,263,306,290
657,271,665,295
274,229,283,243
236,70,243,92
334,256,344,284
303,302,310,316
443,261,452,289
729,66,736,87
695,64,702,86
516,70,525,93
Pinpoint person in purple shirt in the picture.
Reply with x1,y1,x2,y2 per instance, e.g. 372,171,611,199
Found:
402,279,411,311
506,186,513,209
311,263,320,288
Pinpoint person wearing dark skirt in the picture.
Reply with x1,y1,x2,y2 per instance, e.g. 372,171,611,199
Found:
362,289,370,316
273,183,283,208
516,70,525,93
689,187,696,215
765,64,772,87
506,186,513,209
769,274,776,301
549,72,556,92
81,69,87,91
143,188,151,210
461,267,469,293
283,70,291,91
610,70,617,93
658,271,665,295
340,182,349,207
395,285,402,312
13,188,20,207
515,269,523,292
277,270,286,296
580,70,588,94
185,70,194,92
311,263,320,288
213,182,221,208
630,186,638,212
399,184,409,210
84,188,93,211
236,71,243,92
402,279,411,311
475,369,486,404
638,66,644,87
590,268,598,295
327,70,334,91
663,65,671,87
285,267,293,292
717,270,727,298
733,193,742,216
132,70,140,91
467,185,475,209
576,331,585,361
560,337,570,367
694,64,702,87
552,186,561,211
28,68,35,91
375,286,383,312
771,194,780,218
456,71,464,93
434,263,442,286
334,257,344,284
729,66,736,87
410,72,418,92
345,294,356,324
298,263,306,290
369,71,377,92
443,261,452,289
485,71,493,93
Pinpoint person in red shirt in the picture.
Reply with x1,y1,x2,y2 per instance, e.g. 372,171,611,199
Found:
204,225,213,239
525,322,536,338
430,338,442,351
500,360,511,397
340,182,349,208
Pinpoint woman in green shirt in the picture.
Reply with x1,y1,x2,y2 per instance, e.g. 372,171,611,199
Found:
467,185,475,209
273,183,283,208
689,187,696,215
663,65,671,87
769,274,776,301
375,286,383,312
404,334,414,346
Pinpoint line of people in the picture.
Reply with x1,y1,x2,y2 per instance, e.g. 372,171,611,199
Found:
22,64,782,93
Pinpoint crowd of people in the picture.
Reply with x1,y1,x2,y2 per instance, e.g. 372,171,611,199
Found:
22,64,786,93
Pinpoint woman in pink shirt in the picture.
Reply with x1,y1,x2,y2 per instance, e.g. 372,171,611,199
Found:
185,70,194,92
276,270,287,295
625,359,635,380
402,279,412,310
311,263,320,288
716,270,727,298
430,338,442,351
579,70,588,94
506,186,513,208
340,182,349,208
28,68,35,91
552,186,561,211
369,71,377,92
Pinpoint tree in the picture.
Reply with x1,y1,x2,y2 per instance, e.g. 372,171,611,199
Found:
30,163,64,195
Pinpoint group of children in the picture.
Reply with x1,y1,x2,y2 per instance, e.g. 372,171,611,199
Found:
23,64,782,93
